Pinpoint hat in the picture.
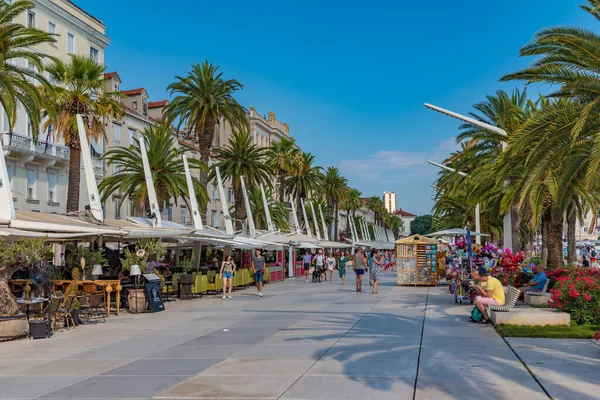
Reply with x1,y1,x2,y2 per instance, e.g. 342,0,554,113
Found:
477,266,488,275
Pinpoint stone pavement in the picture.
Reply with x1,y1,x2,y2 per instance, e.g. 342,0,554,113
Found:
0,272,598,399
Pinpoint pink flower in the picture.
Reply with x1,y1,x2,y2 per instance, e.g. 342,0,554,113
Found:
584,294,592,302
595,331,600,341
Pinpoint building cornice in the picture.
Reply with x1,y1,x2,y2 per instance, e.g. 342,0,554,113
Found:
34,0,110,47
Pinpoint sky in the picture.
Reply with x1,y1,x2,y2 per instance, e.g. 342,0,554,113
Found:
77,0,597,215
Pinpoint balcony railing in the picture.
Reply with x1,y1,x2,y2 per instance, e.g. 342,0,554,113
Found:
1,132,70,161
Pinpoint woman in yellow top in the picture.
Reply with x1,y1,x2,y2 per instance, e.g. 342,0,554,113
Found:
470,267,505,324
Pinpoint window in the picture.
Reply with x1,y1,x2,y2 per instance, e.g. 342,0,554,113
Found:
227,188,233,204
89,46,99,63
113,124,120,142
142,96,148,116
211,184,218,200
216,138,220,147
181,207,187,224
132,101,138,110
48,21,56,35
114,195,121,219
167,205,173,221
129,129,135,145
6,163,13,189
67,32,75,54
26,118,32,137
47,170,57,202
26,10,35,28
113,82,120,91
211,211,218,228
26,61,35,83
26,168,36,199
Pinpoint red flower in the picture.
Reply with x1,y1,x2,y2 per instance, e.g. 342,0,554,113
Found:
584,294,592,302
595,331,600,341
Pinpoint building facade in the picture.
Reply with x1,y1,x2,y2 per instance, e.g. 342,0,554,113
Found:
394,209,416,237
383,191,396,214
1,0,109,215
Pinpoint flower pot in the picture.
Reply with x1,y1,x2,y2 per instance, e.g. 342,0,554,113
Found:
71,310,80,326
0,314,28,342
128,289,147,313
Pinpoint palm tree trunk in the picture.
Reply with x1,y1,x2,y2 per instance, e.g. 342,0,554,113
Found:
196,125,213,187
544,203,564,269
67,143,81,213
510,205,521,252
334,202,339,241
567,203,577,264
233,183,245,231
296,193,303,231
279,170,285,203
542,216,548,264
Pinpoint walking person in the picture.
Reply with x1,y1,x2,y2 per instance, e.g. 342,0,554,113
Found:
313,249,325,282
367,250,374,286
219,255,236,299
354,247,367,292
591,246,597,267
252,249,265,297
338,251,348,285
302,250,313,282
370,249,381,294
326,252,336,283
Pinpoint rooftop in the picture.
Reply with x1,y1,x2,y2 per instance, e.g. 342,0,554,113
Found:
121,88,146,96
149,100,168,109
104,72,118,80
394,209,416,217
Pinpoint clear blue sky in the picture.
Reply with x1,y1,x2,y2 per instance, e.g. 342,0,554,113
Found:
78,0,596,215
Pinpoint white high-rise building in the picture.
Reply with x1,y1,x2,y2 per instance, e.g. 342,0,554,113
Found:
383,191,396,214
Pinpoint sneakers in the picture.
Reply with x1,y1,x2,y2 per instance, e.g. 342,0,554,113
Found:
306,279,309,283
228,295,233,299
258,292,263,297
222,295,226,300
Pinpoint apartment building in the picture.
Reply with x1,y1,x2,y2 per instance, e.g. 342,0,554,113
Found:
1,0,109,214
383,191,396,214
394,209,416,237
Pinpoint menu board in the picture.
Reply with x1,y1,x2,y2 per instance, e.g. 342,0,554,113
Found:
397,243,438,286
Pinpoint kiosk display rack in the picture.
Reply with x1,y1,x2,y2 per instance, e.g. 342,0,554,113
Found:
396,234,439,286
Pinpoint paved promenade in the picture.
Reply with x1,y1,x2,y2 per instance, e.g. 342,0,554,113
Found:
1,272,599,399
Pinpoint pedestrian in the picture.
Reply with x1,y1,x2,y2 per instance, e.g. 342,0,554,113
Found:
354,247,367,292
338,251,348,284
591,246,597,266
302,250,313,283
326,252,336,283
219,255,236,300
583,256,590,268
313,249,325,282
252,249,265,297
367,250,374,286
370,249,381,294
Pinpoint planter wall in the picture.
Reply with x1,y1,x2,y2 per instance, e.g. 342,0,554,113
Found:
0,314,28,341
128,288,147,313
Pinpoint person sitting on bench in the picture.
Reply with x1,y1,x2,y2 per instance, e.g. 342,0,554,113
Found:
518,265,547,296
471,267,505,324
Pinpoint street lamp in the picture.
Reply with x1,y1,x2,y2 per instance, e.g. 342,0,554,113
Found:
428,160,481,245
425,103,512,250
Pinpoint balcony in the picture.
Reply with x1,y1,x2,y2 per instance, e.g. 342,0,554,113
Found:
1,132,70,163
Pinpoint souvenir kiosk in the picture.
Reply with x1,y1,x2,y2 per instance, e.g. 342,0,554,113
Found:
396,234,439,286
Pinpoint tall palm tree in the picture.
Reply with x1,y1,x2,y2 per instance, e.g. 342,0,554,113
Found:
210,131,272,230
165,61,249,186
99,123,208,215
42,55,123,212
265,137,299,203
342,188,362,237
0,0,56,133
321,166,348,240
246,185,290,231
285,152,323,227
367,196,386,225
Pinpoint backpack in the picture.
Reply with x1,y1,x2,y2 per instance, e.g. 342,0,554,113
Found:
592,250,597,258
471,306,483,322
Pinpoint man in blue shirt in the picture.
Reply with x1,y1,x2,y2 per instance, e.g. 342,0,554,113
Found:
302,251,313,282
518,265,548,296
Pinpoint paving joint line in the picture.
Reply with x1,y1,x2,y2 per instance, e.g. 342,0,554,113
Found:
276,283,393,399
412,286,429,400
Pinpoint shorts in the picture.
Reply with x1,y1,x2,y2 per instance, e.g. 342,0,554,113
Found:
222,271,233,279
475,296,503,306
303,263,310,271
316,264,324,271
592,258,597,263
255,271,264,283
355,268,365,276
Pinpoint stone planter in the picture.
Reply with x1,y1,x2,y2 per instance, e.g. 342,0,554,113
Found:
0,314,28,341
179,274,194,300
72,310,80,326
128,288,147,313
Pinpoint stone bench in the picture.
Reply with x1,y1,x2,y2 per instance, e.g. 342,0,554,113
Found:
524,292,551,306
490,307,570,326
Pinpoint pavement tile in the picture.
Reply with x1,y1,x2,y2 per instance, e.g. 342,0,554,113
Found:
306,356,417,378
198,357,314,376
231,343,331,359
101,358,223,376
40,376,188,399
147,345,247,360
6,359,131,376
0,376,89,399
415,377,548,400
181,335,266,346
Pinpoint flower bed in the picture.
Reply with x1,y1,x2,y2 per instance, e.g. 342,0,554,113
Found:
549,268,600,325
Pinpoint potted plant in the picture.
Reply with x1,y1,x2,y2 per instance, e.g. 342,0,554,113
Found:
71,298,81,326
123,239,166,312
178,259,194,299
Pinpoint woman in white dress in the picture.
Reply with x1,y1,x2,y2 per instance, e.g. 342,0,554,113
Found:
326,252,336,283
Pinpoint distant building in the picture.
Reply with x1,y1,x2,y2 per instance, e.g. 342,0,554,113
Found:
383,191,396,214
394,209,416,236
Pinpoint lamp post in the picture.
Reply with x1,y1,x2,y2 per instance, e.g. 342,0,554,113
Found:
428,160,481,245
130,264,141,313
424,103,512,250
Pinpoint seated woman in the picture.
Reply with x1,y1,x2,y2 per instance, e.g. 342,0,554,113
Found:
471,267,505,324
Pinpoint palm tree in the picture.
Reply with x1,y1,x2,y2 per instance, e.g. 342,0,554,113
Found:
99,123,208,215
0,0,56,133
211,131,272,230
42,55,123,212
389,215,403,239
307,198,334,238
165,61,249,186
342,188,362,237
321,166,348,240
367,196,386,225
246,185,290,231
285,152,323,227
265,137,299,203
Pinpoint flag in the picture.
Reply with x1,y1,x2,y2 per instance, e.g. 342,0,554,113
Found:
466,223,473,257
44,124,52,153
